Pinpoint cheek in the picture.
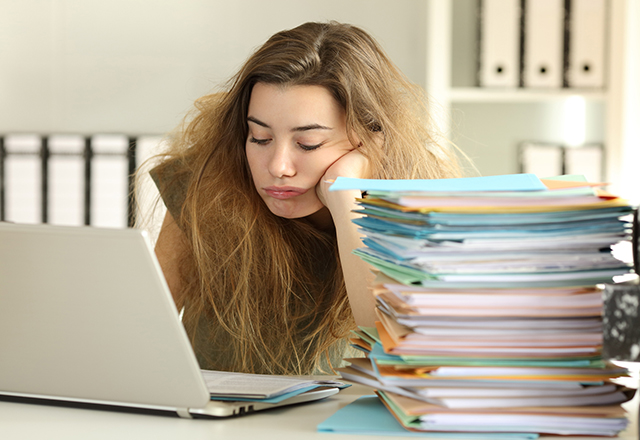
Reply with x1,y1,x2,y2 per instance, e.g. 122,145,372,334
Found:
245,146,262,180
302,150,342,181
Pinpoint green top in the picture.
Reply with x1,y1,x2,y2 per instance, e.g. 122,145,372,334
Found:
150,161,360,373
150,160,189,226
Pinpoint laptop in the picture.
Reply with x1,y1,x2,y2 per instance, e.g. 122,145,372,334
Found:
0,222,339,418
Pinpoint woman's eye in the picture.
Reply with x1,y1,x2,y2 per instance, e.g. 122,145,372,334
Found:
249,137,270,146
298,142,323,151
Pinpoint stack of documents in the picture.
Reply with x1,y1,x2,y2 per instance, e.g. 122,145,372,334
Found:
331,174,635,436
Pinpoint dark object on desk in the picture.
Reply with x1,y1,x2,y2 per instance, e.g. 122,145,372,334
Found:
602,284,640,361
602,208,639,361
602,208,640,438
633,207,639,275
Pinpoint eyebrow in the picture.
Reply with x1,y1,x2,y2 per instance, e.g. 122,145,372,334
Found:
247,116,333,132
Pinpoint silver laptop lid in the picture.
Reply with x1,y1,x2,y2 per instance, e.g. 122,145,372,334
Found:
0,223,209,410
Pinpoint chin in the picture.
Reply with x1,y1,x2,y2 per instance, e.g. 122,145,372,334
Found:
266,205,307,219
271,210,314,220
266,203,324,220
266,205,332,229
260,193,325,219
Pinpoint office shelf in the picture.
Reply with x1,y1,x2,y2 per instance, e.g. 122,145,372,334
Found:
424,0,637,198
448,87,607,103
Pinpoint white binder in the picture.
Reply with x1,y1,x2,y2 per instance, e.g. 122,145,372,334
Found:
49,135,85,226
478,0,521,88
4,135,41,224
566,0,607,88
520,142,564,178
91,134,130,228
522,0,565,88
564,144,604,183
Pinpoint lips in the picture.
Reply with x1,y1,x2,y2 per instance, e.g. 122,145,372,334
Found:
264,186,309,200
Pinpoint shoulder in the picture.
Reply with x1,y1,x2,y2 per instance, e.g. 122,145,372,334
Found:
150,157,192,225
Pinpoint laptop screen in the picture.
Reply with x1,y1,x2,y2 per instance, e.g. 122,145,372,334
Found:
0,223,209,409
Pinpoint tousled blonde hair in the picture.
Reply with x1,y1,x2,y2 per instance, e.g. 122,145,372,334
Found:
146,21,463,375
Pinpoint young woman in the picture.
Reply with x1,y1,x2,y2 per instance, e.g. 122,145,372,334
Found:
148,21,463,375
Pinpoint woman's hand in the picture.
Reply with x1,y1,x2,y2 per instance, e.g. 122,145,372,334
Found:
314,146,377,328
316,147,370,208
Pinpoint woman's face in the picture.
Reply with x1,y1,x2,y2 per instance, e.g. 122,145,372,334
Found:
245,83,355,220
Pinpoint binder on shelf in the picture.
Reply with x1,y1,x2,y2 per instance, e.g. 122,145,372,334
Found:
48,135,85,227
520,142,604,183
565,0,607,88
522,0,565,88
90,134,130,229
477,0,521,88
3,135,42,224
564,144,604,183
0,133,142,228
134,136,166,238
519,142,564,178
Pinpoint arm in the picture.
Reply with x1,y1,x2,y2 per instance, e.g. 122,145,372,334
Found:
154,210,189,311
324,186,377,327
317,149,377,328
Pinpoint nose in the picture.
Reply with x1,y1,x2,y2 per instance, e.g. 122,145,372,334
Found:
268,143,296,179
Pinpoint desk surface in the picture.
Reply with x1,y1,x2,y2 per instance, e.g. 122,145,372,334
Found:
0,384,637,440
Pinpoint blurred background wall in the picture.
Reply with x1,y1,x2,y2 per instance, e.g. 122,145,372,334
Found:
0,0,427,135
1,0,638,233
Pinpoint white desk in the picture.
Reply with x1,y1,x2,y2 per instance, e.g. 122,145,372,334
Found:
0,384,636,440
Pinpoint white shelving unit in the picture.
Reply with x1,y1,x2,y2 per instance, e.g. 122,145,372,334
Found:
425,0,639,201
448,88,607,103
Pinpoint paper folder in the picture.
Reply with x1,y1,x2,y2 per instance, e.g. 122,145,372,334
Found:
522,0,565,88
566,0,607,88
3,134,41,224
330,174,548,193
478,0,521,88
90,134,130,228
519,143,563,178
564,145,604,183
317,395,538,439
48,135,85,226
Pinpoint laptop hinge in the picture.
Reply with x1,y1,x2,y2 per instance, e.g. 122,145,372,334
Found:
176,408,192,419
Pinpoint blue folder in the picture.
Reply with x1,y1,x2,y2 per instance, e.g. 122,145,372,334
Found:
317,395,539,439
329,174,547,193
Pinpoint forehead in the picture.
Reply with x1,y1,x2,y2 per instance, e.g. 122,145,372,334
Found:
247,83,345,127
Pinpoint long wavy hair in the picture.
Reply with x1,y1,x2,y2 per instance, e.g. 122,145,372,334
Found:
145,21,463,375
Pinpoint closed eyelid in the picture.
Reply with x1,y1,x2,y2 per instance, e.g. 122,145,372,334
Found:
249,136,270,144
298,144,320,151
297,139,328,151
